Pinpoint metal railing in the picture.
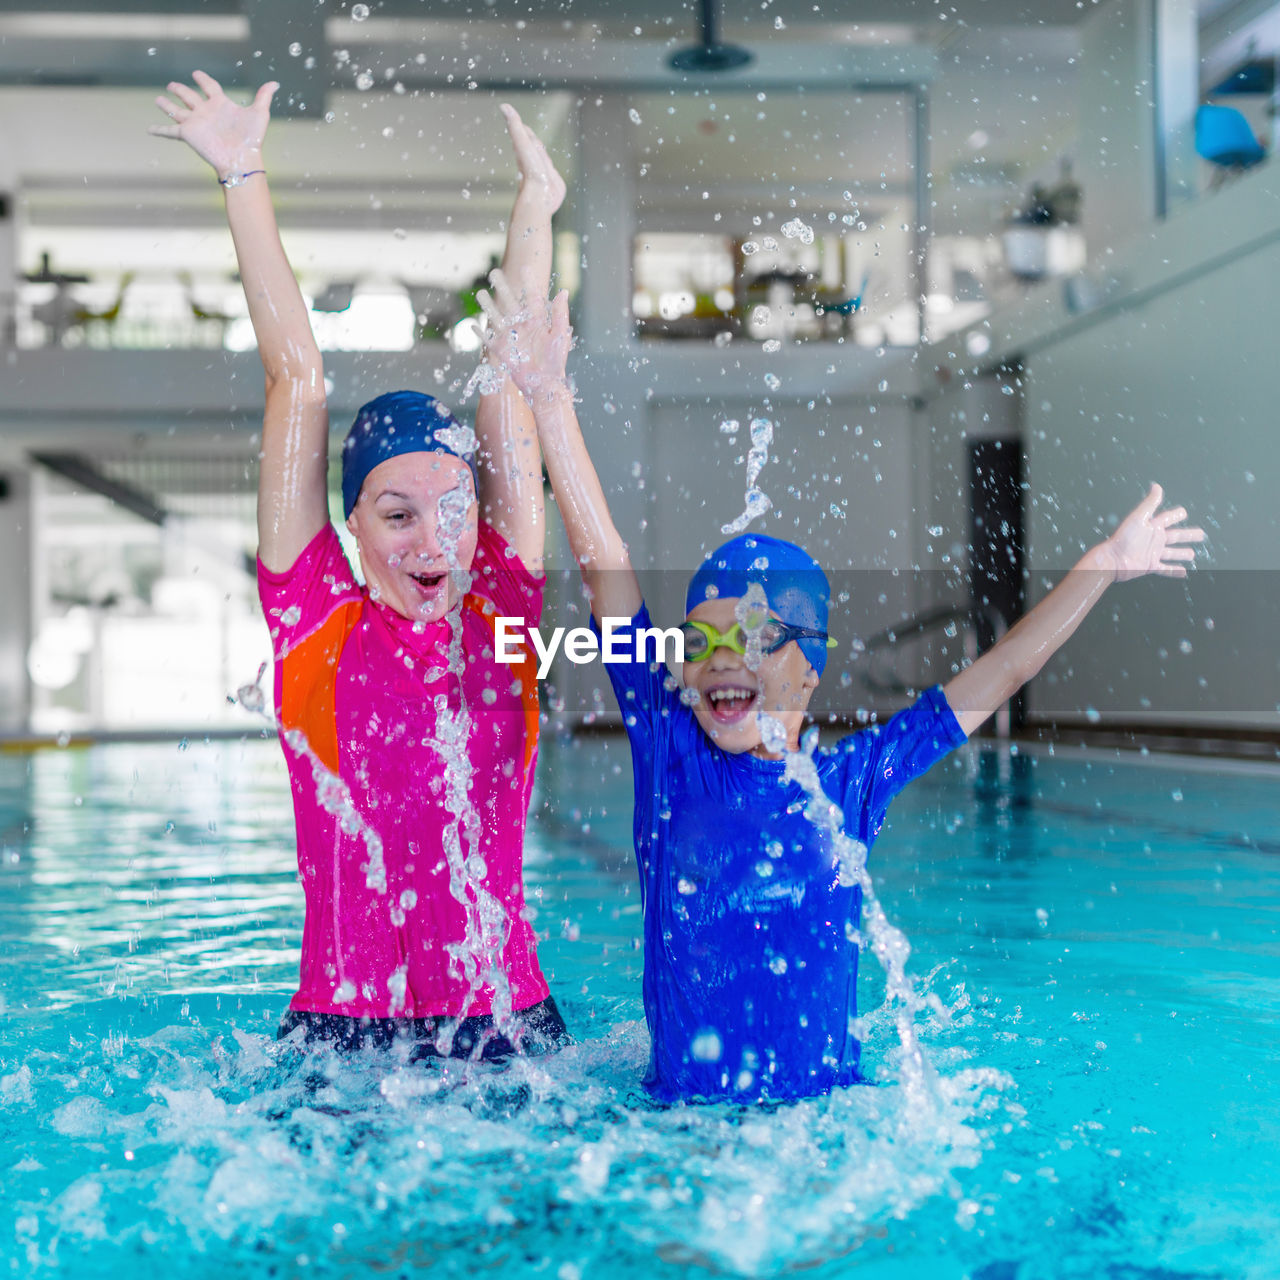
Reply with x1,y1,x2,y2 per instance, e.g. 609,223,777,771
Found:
858,601,1011,738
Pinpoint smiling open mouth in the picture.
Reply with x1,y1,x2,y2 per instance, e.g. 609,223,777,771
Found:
706,686,758,723
410,571,446,591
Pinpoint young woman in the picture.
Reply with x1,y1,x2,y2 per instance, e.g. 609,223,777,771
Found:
152,73,568,1059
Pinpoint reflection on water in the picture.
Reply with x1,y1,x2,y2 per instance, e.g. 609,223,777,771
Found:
2,739,1279,1279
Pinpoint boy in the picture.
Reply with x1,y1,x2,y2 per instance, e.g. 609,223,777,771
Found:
481,273,1204,1102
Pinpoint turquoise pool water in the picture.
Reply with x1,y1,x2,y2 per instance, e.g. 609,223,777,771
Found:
1,735,1278,1278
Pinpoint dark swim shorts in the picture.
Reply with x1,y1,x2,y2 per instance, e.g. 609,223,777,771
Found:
277,995,570,1063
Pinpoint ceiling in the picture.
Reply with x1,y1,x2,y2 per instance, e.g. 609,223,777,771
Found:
0,1,1258,284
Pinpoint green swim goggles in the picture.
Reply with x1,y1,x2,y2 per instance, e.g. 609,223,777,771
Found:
679,617,836,662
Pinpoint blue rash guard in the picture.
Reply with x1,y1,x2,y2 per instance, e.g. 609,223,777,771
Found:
599,605,967,1104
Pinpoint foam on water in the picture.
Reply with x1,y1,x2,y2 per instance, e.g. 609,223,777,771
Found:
3,988,1007,1280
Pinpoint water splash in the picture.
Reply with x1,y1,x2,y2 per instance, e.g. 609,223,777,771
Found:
427,481,516,1049
6,1000,1007,1278
463,358,508,400
781,218,815,245
777,720,955,1106
721,417,774,535
734,582,770,672
234,662,269,715
283,729,386,898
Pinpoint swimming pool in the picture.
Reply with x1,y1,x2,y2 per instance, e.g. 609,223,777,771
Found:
1,734,1278,1278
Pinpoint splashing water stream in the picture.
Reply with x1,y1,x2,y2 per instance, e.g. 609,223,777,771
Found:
721,417,774,535
429,481,516,1046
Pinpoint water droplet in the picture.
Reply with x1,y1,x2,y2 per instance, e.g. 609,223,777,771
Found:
768,954,788,974
719,419,740,436
762,338,781,354
1084,706,1101,724
351,3,370,19
677,877,698,895
355,70,375,90
781,217,814,244
764,373,781,390
288,41,303,57
628,107,642,124
690,1029,723,1061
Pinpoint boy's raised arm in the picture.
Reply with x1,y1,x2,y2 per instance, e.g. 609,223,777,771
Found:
471,105,564,575
943,484,1205,737
479,273,642,623
152,71,329,573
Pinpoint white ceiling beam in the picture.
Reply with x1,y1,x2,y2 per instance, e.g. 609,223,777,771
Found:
0,33,936,91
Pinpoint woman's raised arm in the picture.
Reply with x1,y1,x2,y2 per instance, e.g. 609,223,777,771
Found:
469,105,566,574
152,71,329,572
481,274,641,623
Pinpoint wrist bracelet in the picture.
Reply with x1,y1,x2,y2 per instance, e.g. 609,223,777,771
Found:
219,169,265,188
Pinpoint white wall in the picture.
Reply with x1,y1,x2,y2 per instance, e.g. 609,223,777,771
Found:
1023,230,1280,728
541,377,930,728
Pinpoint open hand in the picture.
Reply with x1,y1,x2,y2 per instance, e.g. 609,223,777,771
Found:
477,268,572,406
500,104,566,216
150,71,276,180
1104,483,1205,582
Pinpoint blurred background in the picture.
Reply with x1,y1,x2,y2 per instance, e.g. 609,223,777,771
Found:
0,0,1276,743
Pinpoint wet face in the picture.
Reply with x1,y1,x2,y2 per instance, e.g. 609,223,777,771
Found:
680,596,819,758
345,452,478,623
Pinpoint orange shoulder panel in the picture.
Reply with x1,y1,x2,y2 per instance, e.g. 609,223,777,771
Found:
279,601,363,775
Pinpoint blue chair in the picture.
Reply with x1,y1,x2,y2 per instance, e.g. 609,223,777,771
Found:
1196,103,1266,169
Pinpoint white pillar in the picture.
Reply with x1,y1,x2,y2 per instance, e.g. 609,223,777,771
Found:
0,129,18,346
573,96,635,354
1077,0,1199,254
1077,0,1158,253
1153,0,1200,218
0,464,33,734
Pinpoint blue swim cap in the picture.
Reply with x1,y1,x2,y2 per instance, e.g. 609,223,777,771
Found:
686,533,833,674
341,390,478,519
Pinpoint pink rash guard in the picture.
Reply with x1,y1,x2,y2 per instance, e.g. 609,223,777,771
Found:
257,521,549,1020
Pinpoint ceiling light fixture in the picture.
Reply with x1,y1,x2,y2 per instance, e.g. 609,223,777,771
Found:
669,0,753,73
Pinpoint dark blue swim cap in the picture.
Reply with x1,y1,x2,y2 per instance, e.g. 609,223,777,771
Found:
341,390,478,519
686,533,833,674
